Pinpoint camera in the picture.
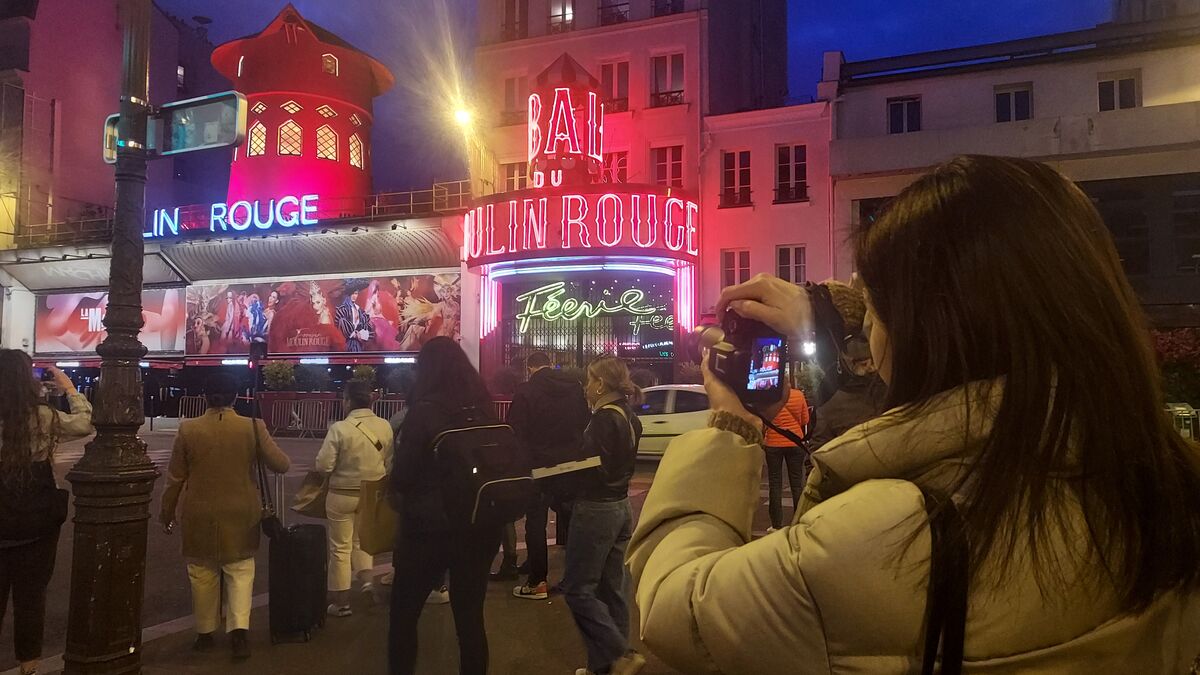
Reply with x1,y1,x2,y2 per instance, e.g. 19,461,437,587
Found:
694,309,788,409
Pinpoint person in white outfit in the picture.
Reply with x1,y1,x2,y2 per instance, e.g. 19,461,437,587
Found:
317,379,394,617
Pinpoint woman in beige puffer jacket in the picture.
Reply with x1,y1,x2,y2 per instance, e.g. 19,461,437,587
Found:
628,156,1200,674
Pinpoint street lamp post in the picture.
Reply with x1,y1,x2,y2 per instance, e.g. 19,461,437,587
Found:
63,0,158,672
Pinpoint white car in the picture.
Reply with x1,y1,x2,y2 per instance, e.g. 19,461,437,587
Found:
635,384,710,456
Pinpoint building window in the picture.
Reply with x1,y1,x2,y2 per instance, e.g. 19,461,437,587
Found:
777,245,806,284
502,0,529,40
349,113,363,127
316,125,337,161
852,197,893,236
1172,188,1200,273
316,105,337,118
502,76,528,126
652,146,683,188
322,53,339,76
237,55,245,77
601,62,629,113
722,249,751,288
176,64,186,92
651,54,685,107
281,100,302,114
251,101,267,115
775,144,807,203
887,96,921,134
995,84,1032,122
653,0,685,17
599,1,630,25
247,122,266,157
549,0,574,32
1099,72,1139,111
721,150,752,208
602,151,628,183
503,162,528,191
278,120,302,156
349,134,363,169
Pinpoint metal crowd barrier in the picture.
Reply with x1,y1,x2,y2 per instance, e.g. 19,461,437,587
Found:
178,395,208,419
373,399,407,422
1166,403,1198,440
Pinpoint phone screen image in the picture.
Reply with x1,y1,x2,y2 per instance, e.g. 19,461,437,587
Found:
32,367,45,380
746,337,784,391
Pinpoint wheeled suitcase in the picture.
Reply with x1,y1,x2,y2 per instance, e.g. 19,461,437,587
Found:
266,473,327,643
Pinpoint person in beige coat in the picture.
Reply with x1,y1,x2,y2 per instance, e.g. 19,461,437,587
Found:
160,373,290,659
628,156,1200,674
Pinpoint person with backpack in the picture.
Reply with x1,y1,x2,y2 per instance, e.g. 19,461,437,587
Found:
762,386,810,532
0,354,92,675
564,356,646,675
160,373,290,659
317,380,393,618
390,337,528,675
508,351,591,601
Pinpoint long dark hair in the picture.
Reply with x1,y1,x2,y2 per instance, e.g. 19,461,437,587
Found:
411,337,493,414
0,350,56,475
856,155,1200,612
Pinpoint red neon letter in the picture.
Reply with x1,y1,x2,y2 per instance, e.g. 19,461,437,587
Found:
523,198,548,249
596,193,623,247
468,207,486,260
587,91,604,163
685,200,700,257
663,197,686,252
562,194,591,249
484,204,506,256
631,194,658,248
527,94,543,164
545,88,581,157
507,200,520,253
462,212,473,262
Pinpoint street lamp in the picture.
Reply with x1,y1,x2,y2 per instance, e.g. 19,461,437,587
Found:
454,108,473,129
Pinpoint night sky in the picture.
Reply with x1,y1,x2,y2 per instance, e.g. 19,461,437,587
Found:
155,0,1112,190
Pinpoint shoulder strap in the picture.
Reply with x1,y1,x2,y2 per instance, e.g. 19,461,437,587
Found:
354,421,384,451
600,404,636,451
919,487,968,675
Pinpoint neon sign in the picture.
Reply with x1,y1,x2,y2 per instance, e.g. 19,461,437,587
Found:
527,87,603,188
463,186,699,267
514,282,674,335
145,194,319,239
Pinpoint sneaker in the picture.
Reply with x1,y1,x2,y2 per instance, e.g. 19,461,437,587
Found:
574,669,596,675
361,581,376,596
613,650,648,675
327,603,352,618
229,629,251,660
380,570,395,586
192,632,215,652
512,581,548,600
426,586,450,604
489,563,518,582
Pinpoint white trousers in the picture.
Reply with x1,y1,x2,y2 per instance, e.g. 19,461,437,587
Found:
327,491,373,592
186,557,255,634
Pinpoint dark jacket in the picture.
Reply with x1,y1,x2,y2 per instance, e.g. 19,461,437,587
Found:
808,373,887,450
577,394,642,502
392,396,496,536
507,368,590,468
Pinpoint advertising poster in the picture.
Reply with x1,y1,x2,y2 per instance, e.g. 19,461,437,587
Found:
185,273,461,356
35,289,186,354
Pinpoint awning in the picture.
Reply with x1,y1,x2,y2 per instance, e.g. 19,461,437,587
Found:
0,245,185,291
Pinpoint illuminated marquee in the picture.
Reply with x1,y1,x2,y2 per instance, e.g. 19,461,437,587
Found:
527,88,603,188
145,194,319,239
463,186,699,267
514,281,674,335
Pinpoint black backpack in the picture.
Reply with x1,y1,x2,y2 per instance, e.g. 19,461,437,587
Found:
432,407,534,527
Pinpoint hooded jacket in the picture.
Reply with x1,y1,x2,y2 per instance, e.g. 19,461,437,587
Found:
507,368,590,468
627,381,1200,674
807,372,887,450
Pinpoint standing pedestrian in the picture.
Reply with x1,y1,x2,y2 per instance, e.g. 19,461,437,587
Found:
807,335,886,451
389,337,505,675
508,352,590,600
160,373,290,659
0,354,93,675
762,386,810,531
564,356,645,675
318,379,393,618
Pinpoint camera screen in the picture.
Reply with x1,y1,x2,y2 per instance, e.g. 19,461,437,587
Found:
32,367,45,380
746,337,784,391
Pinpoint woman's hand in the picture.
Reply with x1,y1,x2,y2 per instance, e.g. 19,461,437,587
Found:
716,274,813,341
702,359,763,429
47,366,77,394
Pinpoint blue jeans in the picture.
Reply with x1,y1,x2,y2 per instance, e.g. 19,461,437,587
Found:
563,498,632,674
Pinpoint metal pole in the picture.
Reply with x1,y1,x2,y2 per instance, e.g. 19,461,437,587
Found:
63,0,158,672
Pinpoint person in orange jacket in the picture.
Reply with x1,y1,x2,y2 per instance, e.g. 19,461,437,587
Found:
763,387,810,531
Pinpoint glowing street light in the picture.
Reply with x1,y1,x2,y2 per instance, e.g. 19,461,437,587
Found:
454,108,473,129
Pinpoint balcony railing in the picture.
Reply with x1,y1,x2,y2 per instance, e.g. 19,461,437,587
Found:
13,217,114,249
499,21,528,41
719,188,753,209
653,0,685,17
498,110,526,126
548,16,574,34
774,183,809,204
649,90,685,108
603,97,629,113
599,2,630,25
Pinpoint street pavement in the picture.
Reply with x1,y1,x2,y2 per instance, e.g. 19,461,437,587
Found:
0,431,785,674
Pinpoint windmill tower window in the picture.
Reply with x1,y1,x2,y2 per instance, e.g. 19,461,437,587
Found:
349,134,363,168
279,120,303,156
322,53,339,76
316,125,338,161
247,122,266,156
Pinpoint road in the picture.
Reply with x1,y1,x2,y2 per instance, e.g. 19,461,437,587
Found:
0,430,785,673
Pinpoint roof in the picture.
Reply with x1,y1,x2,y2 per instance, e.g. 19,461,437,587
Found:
535,53,601,91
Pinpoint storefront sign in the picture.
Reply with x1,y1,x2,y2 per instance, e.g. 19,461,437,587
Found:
514,281,673,335
145,194,319,239
464,186,700,267
35,289,186,354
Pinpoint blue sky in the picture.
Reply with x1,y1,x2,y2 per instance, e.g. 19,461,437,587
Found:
158,0,1113,188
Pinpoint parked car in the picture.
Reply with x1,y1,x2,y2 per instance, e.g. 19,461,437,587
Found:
636,384,710,456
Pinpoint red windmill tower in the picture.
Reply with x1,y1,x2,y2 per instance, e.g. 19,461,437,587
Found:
211,4,395,218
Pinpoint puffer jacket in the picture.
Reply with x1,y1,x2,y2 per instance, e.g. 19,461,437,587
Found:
627,381,1200,674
